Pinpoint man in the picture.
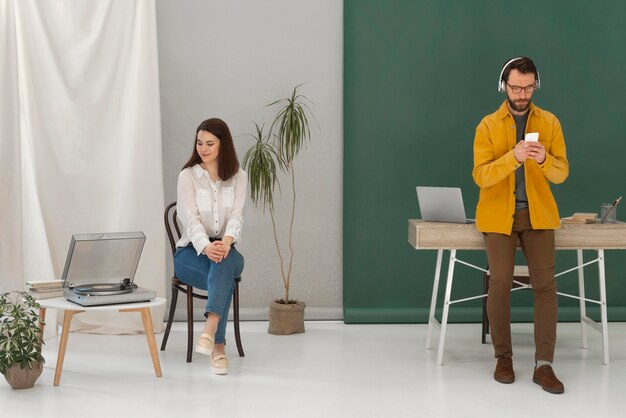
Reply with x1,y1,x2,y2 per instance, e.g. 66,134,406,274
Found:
472,57,568,394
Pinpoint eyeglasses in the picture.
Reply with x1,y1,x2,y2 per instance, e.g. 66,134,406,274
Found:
507,83,536,94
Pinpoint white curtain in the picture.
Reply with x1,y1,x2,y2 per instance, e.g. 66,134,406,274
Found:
0,0,165,333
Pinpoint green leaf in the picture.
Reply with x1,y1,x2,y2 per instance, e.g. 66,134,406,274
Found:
242,123,281,212
268,84,316,166
0,291,44,374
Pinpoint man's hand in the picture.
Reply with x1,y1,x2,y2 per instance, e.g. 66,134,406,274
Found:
514,140,546,164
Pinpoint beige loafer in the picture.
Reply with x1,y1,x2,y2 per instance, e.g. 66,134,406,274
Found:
210,353,229,375
195,333,215,356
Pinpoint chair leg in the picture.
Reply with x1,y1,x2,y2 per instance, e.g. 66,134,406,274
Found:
233,282,245,357
161,284,179,351
482,273,490,344
186,286,194,363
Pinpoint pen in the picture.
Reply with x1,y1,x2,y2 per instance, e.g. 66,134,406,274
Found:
600,196,622,223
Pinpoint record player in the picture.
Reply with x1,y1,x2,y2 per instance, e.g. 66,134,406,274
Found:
61,231,156,306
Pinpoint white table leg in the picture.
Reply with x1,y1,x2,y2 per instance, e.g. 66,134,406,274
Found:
597,250,610,365
577,249,588,349
38,307,46,348
54,309,84,386
120,306,163,377
426,249,444,350
437,249,457,365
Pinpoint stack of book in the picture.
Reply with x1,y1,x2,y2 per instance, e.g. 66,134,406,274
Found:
561,213,597,224
26,280,64,299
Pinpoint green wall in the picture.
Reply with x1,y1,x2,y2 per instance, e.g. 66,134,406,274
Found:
344,1,626,323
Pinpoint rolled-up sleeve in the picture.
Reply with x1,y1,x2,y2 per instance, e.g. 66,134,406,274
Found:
224,170,247,243
177,170,210,255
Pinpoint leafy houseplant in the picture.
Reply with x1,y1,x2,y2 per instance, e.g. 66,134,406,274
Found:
243,84,316,335
0,291,45,389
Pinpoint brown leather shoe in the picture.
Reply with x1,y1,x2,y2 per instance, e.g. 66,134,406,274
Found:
533,365,565,394
494,357,515,383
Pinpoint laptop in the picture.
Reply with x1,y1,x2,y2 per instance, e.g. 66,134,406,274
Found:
61,231,156,306
416,186,475,224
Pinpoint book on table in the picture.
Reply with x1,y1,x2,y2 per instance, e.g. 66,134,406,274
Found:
26,279,65,299
562,212,597,224
27,289,65,299
26,279,64,289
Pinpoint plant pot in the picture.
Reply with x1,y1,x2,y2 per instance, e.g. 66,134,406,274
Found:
3,360,44,389
268,301,306,335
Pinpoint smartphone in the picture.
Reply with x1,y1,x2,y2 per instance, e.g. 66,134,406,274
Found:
524,132,539,142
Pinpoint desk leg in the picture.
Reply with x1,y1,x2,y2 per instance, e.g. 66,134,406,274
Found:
597,250,610,365
54,310,83,386
437,249,457,365
576,250,588,349
120,307,162,377
426,249,444,350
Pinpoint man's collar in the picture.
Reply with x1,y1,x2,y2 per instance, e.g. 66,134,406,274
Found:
496,100,537,119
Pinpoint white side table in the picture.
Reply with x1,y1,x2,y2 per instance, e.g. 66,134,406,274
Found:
37,297,165,386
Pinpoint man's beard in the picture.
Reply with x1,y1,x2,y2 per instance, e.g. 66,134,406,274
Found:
507,96,531,113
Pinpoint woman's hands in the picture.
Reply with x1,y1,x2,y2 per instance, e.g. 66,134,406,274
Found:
203,236,233,263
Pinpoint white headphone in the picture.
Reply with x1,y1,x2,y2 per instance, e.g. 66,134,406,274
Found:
498,57,541,92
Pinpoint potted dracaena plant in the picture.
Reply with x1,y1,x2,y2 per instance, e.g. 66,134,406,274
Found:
243,84,316,335
0,291,45,389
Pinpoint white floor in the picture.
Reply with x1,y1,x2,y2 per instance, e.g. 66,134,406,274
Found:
2,321,626,418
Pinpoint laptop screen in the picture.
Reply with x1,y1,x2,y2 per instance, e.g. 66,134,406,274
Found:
416,186,472,223
61,232,146,288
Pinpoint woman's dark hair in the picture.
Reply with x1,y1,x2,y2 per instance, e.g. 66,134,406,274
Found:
502,56,538,84
182,118,240,180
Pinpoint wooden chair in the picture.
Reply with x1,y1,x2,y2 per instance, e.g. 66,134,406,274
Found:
160,201,244,361
482,265,531,344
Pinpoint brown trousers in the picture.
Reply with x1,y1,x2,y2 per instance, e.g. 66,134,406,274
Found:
484,209,557,362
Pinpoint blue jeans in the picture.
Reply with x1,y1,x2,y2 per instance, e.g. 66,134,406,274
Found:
173,244,244,345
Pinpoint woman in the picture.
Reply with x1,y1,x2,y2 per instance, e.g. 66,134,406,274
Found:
174,118,247,375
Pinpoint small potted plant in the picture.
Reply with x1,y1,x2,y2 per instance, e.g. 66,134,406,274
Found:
243,84,316,335
0,291,45,389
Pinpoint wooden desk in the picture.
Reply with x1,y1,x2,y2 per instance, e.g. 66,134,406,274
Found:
408,220,626,365
38,297,165,386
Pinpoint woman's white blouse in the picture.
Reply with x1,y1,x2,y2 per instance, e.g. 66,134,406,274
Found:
176,164,247,254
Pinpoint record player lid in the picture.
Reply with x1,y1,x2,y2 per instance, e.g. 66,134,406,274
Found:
61,231,146,288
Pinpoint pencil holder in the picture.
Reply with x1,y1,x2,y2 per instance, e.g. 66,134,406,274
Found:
600,203,617,223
